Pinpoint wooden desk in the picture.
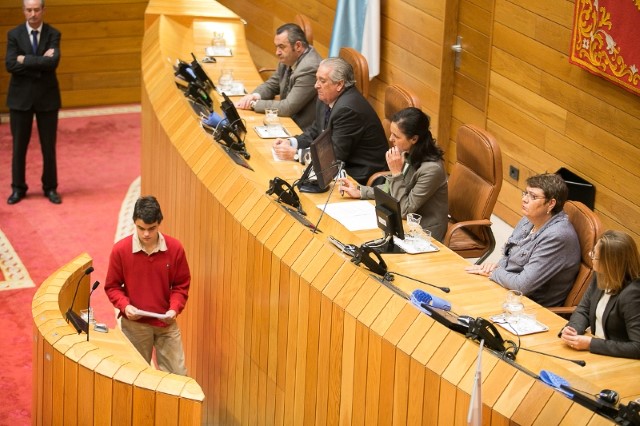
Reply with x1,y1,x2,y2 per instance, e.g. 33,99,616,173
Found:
31,253,204,425
141,1,639,424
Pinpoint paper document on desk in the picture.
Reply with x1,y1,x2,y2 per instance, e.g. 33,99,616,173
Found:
317,200,378,231
255,125,290,139
134,308,170,320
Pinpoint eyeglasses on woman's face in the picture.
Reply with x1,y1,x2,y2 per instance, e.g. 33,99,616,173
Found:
521,190,546,201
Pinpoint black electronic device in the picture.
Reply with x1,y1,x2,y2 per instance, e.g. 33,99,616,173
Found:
298,128,340,194
221,92,247,135
559,384,620,419
361,187,406,253
174,59,198,84
189,52,215,90
466,317,511,355
616,400,640,426
422,304,469,335
221,145,253,170
185,81,213,111
215,124,249,158
65,266,94,334
352,245,388,277
266,177,305,214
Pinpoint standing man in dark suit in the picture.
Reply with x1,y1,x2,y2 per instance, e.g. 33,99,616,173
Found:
272,57,388,185
5,0,62,205
235,23,322,130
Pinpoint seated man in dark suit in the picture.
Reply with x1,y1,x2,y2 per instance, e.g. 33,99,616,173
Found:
236,23,322,130
272,57,388,185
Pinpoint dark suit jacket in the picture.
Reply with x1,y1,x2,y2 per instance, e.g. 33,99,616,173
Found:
296,86,388,184
566,277,640,359
5,22,61,111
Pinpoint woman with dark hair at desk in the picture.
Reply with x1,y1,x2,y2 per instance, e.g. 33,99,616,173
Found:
561,230,640,359
338,107,448,241
465,173,580,307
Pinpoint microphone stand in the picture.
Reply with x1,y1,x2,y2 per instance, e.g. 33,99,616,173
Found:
311,161,344,234
86,281,100,341
66,266,93,334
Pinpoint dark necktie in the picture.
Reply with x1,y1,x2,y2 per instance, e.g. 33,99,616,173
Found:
281,67,292,99
31,30,38,55
324,106,331,130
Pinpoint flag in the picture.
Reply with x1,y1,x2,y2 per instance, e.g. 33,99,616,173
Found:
569,0,640,96
467,340,483,426
329,0,380,79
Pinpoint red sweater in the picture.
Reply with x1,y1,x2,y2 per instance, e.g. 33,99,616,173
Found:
104,234,191,327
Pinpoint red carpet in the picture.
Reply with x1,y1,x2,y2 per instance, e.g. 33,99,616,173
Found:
0,109,140,425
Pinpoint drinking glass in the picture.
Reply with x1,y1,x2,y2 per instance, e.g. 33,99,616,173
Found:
421,229,432,245
212,31,226,47
406,213,422,239
218,69,234,92
264,108,280,128
502,290,524,325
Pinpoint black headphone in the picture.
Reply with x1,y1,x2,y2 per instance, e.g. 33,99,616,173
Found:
503,339,519,361
598,389,620,405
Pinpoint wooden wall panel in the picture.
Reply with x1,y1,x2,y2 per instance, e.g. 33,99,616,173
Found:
0,0,147,113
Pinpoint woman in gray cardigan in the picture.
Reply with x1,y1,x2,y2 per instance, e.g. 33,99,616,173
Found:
561,230,640,359
338,107,448,241
466,173,581,307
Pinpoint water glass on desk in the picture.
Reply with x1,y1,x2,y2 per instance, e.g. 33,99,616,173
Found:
219,68,234,92
264,108,280,128
406,213,422,239
502,289,524,325
212,31,226,47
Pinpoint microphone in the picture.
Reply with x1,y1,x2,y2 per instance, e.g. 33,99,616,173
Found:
518,346,586,367
86,281,100,341
310,160,344,233
387,270,450,293
65,266,94,334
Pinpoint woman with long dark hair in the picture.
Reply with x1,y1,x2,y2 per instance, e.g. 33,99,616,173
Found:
338,107,448,241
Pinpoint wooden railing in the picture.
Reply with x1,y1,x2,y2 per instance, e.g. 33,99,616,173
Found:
31,253,204,425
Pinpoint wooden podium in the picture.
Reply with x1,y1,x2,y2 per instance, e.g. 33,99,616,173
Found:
31,253,204,425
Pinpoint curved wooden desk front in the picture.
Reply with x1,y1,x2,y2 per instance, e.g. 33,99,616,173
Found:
141,1,640,424
31,253,204,425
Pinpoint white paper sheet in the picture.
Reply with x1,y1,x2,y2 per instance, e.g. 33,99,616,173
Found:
316,200,378,231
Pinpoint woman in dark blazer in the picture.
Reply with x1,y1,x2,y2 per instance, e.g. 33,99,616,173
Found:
561,230,640,359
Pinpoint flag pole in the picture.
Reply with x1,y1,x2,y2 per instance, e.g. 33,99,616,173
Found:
468,339,484,426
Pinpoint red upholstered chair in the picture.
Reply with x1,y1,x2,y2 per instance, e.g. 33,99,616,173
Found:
549,200,602,317
339,47,369,99
443,125,502,264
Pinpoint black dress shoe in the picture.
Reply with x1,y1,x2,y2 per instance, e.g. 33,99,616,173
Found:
44,190,62,204
7,191,26,205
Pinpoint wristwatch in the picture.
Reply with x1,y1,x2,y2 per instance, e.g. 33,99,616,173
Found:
249,100,257,110
293,149,300,162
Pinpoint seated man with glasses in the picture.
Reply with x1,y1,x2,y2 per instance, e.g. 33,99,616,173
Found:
465,173,581,307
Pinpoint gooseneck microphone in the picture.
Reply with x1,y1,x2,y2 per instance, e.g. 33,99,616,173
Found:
311,160,345,234
86,281,100,341
388,270,450,293
518,346,586,367
65,266,94,334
